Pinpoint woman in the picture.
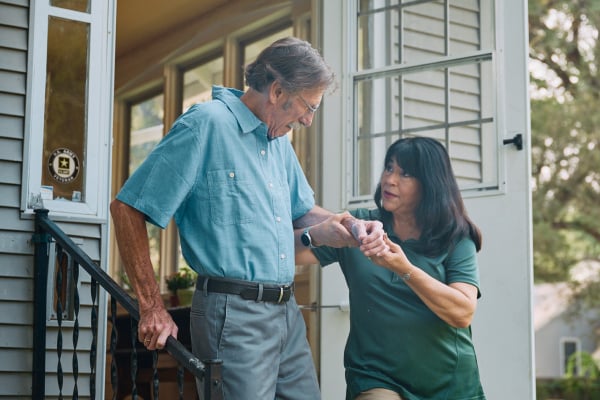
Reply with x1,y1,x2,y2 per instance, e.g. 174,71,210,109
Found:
297,137,486,400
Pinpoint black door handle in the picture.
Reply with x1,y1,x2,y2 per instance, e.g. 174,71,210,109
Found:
503,133,523,150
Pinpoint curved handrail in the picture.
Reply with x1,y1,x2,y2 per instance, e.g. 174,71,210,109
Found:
32,209,222,399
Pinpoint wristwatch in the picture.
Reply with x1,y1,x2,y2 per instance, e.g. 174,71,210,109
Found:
301,227,318,248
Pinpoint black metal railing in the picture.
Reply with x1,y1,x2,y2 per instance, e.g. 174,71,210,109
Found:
32,208,223,399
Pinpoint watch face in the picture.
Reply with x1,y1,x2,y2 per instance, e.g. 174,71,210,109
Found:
301,231,311,247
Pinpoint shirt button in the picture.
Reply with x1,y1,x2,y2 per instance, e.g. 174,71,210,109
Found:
280,253,286,260
260,150,266,156
276,216,281,222
229,172,235,178
268,182,273,188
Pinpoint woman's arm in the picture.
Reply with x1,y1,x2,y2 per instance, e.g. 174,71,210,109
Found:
370,235,478,328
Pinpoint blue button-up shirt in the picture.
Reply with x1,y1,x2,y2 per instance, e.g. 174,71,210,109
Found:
116,86,315,284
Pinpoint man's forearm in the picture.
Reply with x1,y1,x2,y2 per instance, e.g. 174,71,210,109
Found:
110,200,163,310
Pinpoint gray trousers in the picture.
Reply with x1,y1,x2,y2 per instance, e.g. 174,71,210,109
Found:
190,288,320,399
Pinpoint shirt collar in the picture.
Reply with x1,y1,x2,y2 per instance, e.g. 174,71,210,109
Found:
212,85,266,136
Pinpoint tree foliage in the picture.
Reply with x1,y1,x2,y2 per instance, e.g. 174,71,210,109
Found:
529,0,600,283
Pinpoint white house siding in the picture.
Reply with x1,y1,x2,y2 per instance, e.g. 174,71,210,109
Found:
0,1,33,396
0,1,107,398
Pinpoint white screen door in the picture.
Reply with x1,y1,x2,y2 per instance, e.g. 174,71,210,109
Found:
318,1,534,399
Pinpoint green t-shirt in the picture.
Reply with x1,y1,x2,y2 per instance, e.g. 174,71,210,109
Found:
312,209,486,400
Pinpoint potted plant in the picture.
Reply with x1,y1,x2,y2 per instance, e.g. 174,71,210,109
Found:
165,266,197,307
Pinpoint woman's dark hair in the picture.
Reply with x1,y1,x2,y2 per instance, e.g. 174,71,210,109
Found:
374,137,482,256
244,37,335,94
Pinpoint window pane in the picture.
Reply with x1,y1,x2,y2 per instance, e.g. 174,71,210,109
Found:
243,27,294,79
449,0,487,55
353,0,496,198
42,17,89,202
358,0,492,70
354,60,494,196
358,0,402,70
448,124,492,188
563,340,579,376
129,95,164,271
129,95,163,173
182,56,224,112
51,0,90,13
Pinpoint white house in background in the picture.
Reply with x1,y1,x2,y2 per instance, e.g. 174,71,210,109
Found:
535,261,600,378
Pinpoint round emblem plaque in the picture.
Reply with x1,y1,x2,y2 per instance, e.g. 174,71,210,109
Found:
48,148,80,183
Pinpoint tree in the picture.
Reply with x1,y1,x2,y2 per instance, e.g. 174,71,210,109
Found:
528,0,600,283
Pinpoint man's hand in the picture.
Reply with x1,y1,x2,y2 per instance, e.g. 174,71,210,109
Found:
309,212,357,248
308,212,388,256
138,302,179,350
340,216,388,257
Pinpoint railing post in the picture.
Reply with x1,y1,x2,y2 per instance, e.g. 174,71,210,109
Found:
204,359,223,400
32,209,51,400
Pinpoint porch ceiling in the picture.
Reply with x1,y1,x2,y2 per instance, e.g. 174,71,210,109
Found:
116,0,231,58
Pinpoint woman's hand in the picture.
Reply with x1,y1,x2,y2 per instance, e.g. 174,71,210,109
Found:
369,235,479,328
368,234,411,272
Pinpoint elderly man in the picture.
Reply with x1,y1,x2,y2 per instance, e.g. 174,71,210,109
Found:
111,37,386,399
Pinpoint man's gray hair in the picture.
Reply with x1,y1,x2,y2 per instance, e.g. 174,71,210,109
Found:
244,37,335,94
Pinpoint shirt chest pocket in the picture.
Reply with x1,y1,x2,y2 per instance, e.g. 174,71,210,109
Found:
207,169,257,225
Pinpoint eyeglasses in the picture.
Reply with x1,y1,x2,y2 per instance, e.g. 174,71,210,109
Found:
297,94,320,114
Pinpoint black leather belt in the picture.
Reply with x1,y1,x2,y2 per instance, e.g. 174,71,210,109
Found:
196,276,294,303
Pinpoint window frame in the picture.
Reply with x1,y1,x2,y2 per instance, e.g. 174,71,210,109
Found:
21,1,114,220
560,337,582,377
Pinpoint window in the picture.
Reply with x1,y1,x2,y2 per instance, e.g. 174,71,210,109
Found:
129,93,164,276
348,0,497,204
23,1,114,218
560,338,581,376
242,28,294,75
182,56,224,112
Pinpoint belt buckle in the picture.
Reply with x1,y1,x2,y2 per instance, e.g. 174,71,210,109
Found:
276,287,284,303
